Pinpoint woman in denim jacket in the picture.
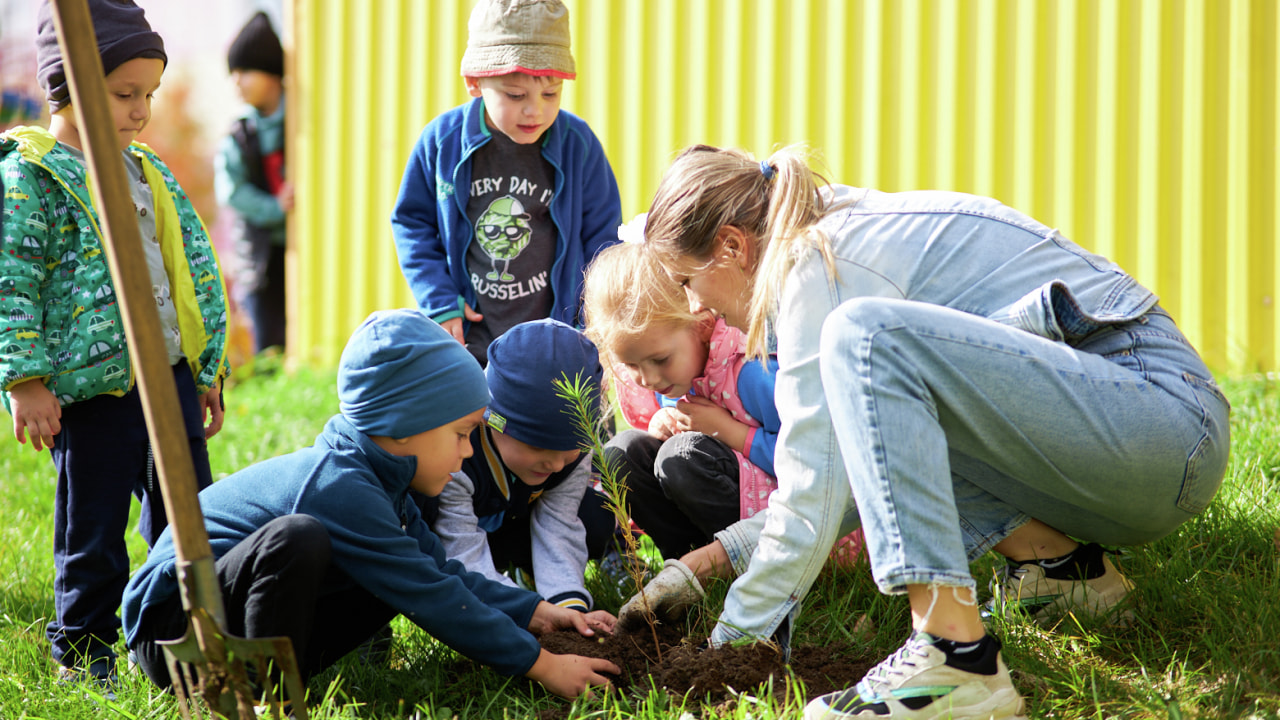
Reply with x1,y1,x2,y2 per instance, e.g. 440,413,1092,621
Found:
640,145,1230,720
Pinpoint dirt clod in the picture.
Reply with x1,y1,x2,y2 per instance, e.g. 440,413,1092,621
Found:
540,621,875,706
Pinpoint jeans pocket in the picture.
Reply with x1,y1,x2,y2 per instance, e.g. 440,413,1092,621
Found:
1176,373,1231,515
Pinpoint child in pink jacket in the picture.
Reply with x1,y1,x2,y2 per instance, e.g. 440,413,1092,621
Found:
583,237,863,567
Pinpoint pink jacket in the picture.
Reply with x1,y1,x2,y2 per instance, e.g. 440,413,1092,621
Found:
613,318,865,565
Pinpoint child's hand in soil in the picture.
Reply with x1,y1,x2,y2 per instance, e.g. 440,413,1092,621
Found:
528,601,616,637
617,558,706,632
526,648,618,699
581,609,617,636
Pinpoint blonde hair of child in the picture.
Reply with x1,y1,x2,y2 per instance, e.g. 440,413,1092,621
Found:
643,144,836,359
582,241,699,364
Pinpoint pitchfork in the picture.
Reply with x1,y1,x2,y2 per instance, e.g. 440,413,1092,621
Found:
49,1,308,717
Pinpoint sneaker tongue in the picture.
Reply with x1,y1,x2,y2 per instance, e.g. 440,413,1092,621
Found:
909,630,939,645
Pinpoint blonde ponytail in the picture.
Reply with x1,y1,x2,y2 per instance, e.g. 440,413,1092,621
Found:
646,144,835,360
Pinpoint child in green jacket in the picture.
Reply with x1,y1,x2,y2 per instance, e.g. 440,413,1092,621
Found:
0,0,229,686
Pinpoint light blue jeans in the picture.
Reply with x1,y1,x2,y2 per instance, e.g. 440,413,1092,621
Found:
819,300,1229,594
711,186,1231,650
711,303,1229,649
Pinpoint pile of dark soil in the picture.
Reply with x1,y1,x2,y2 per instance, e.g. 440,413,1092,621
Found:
540,621,875,706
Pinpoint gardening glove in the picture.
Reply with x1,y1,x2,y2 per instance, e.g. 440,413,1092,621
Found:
617,558,705,632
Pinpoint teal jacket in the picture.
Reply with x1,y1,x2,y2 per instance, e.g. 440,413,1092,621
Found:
0,126,229,410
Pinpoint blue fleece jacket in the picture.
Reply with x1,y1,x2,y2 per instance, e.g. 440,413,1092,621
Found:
121,415,545,676
390,98,621,329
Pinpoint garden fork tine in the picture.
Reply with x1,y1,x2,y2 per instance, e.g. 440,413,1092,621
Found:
162,616,308,720
49,1,308,718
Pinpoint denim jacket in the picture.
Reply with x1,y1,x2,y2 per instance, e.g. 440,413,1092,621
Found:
713,185,1159,649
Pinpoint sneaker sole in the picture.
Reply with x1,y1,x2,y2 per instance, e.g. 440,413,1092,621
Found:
803,686,1029,720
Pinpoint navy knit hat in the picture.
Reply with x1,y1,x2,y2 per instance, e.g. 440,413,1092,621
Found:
484,319,602,452
339,310,490,439
227,11,284,76
36,0,168,113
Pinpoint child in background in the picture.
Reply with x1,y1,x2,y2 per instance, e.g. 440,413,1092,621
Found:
123,310,618,700
420,318,618,610
582,238,864,627
215,11,292,353
392,0,621,367
1,0,229,686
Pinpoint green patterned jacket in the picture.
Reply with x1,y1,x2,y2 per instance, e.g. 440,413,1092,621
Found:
0,126,229,411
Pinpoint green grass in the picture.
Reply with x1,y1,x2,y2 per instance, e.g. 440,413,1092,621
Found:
1,369,1277,719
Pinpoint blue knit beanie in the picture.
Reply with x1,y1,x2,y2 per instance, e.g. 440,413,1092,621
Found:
484,319,603,452
36,0,168,113
339,310,490,438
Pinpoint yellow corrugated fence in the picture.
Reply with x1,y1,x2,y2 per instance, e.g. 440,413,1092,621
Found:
286,0,1278,374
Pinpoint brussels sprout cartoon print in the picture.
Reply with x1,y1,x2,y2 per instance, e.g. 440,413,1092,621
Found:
475,196,532,281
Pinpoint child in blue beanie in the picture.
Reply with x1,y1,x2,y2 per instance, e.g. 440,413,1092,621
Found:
122,310,618,700
419,318,619,610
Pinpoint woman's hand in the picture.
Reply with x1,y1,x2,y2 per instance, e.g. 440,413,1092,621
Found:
9,378,61,451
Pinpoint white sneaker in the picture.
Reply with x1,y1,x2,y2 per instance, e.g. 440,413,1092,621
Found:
984,544,1135,625
803,632,1027,720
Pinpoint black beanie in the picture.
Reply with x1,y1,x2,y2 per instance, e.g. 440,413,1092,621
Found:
36,0,168,113
227,12,283,76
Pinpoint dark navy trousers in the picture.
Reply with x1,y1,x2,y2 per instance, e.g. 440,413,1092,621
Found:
47,363,213,669
131,515,397,691
601,429,741,561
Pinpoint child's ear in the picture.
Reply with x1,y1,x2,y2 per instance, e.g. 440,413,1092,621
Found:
464,76,484,98
694,310,718,339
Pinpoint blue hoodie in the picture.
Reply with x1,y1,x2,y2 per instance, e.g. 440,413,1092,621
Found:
122,414,544,676
391,98,621,330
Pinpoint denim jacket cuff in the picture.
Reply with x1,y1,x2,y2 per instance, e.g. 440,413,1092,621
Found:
714,514,766,576
710,622,744,647
711,610,795,661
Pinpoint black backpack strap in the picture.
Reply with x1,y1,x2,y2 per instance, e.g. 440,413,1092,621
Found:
230,116,270,193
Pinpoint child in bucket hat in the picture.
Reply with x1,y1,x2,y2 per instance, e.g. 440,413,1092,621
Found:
124,310,619,700
419,319,623,611
392,0,621,368
460,0,576,79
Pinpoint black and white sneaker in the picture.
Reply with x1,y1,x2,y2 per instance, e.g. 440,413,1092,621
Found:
983,543,1135,625
803,632,1027,720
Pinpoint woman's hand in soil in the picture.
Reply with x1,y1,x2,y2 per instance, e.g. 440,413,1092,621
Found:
617,558,706,632
527,649,618,699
